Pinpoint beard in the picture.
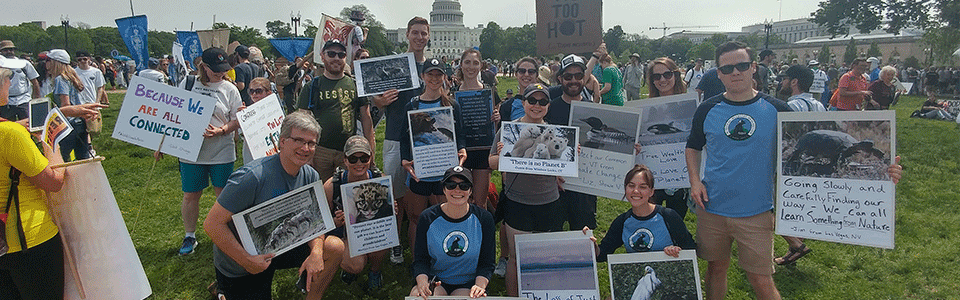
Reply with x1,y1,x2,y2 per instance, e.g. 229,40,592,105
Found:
563,81,582,97
777,85,793,100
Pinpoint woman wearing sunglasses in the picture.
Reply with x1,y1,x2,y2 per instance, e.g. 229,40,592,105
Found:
498,57,540,122
641,57,693,220
400,58,468,255
237,77,280,164
410,166,495,299
322,135,391,291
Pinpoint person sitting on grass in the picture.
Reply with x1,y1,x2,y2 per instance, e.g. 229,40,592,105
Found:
584,164,696,261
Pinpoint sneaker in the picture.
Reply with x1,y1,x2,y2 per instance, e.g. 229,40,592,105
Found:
341,271,358,284
390,246,404,264
493,257,508,277
179,236,198,255
366,271,382,291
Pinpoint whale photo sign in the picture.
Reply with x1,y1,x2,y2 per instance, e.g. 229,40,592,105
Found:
112,76,215,162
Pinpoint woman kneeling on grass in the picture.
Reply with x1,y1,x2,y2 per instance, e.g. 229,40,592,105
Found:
410,166,495,299
585,164,696,261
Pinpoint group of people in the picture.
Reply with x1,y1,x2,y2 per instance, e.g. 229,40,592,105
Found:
0,13,910,300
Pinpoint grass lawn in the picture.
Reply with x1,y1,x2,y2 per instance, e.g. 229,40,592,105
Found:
91,82,959,299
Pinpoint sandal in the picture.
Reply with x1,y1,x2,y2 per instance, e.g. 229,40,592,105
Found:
775,243,812,265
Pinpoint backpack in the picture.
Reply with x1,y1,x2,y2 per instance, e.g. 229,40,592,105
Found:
274,65,295,87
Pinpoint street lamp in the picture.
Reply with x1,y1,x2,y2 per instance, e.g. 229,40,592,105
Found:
290,11,301,37
764,21,773,50
61,15,70,54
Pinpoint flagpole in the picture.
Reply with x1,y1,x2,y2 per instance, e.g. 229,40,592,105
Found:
129,0,134,16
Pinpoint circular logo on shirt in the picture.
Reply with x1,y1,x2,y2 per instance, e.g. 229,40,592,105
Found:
629,228,654,252
443,231,469,257
724,114,756,141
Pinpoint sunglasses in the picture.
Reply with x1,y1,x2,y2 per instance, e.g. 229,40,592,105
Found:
526,97,550,106
347,154,370,164
650,71,676,81
325,51,347,59
516,68,537,75
561,72,585,81
443,180,472,191
249,88,266,94
718,62,752,75
78,57,90,62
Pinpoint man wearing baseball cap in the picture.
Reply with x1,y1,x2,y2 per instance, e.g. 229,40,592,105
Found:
808,60,829,101
297,39,374,182
0,40,41,121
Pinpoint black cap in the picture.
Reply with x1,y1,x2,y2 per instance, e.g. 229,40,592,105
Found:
202,47,232,73
422,58,445,75
523,83,549,99
75,51,91,58
443,166,473,185
235,45,250,58
148,57,159,68
322,39,346,52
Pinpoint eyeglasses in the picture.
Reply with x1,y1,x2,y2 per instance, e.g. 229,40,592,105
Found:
443,180,472,191
650,71,676,81
561,72,585,81
525,97,550,106
286,137,317,149
516,68,537,75
346,154,370,164
325,51,347,59
718,62,752,75
249,88,266,94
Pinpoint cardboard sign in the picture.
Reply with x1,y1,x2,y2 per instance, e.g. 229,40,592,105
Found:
536,0,603,55
111,76,216,162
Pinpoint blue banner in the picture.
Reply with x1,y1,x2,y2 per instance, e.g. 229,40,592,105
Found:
269,38,314,62
115,15,149,71
176,31,202,69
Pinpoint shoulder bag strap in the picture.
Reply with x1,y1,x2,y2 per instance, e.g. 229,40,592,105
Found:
7,168,28,251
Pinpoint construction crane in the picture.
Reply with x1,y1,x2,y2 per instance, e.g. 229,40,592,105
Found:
649,23,719,38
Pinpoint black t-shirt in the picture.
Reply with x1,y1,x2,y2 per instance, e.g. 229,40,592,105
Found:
234,63,254,105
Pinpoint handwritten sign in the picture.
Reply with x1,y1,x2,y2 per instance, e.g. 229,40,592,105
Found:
238,94,285,160
626,93,699,189
776,111,896,249
535,0,602,55
565,101,641,199
516,231,599,300
341,177,400,258
409,106,459,178
455,89,495,150
112,76,215,162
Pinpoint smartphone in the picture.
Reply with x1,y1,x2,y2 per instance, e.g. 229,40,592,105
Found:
28,98,50,133
296,270,307,294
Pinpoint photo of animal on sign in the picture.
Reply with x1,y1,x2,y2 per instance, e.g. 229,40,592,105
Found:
408,106,460,178
341,177,400,257
607,251,702,300
780,116,893,181
499,121,579,177
353,52,420,97
570,101,639,155
626,93,697,147
232,182,335,256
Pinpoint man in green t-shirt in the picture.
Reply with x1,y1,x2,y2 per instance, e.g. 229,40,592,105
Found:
298,39,375,180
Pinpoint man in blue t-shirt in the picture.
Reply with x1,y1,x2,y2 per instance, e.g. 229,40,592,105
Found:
695,67,725,103
203,111,344,299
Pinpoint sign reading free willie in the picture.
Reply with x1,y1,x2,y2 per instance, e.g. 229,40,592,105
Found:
536,0,602,55
112,76,215,162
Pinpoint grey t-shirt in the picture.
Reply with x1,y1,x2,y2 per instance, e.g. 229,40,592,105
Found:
489,128,560,205
212,154,320,277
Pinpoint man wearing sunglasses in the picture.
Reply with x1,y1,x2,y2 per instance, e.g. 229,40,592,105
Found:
297,39,375,182
74,51,108,109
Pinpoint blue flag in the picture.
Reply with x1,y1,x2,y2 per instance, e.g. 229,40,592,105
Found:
176,31,202,69
269,38,314,62
115,15,149,71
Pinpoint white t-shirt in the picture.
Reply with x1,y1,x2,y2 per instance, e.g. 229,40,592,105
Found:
137,69,167,84
810,69,829,93
685,68,704,93
74,67,105,104
8,59,39,106
177,79,243,164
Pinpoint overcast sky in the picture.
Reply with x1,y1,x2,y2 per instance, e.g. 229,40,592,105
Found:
7,0,826,37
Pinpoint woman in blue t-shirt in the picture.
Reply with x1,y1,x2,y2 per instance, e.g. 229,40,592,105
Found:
585,164,695,261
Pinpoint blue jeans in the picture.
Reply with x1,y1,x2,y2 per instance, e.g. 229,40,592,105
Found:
59,118,92,162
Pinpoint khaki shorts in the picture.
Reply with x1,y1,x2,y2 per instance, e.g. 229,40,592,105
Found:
382,140,407,198
312,146,346,181
695,210,775,275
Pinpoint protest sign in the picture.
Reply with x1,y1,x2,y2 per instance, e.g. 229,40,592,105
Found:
944,100,960,116
535,0,602,55
111,76,216,162
516,231,599,300
237,94,285,160
269,37,315,62
565,101,641,199
48,160,152,300
499,122,579,177
409,106,460,179
626,93,699,189
454,89,495,150
316,14,356,66
232,181,335,256
41,107,72,149
353,53,421,97
776,111,896,249
607,251,702,300
897,82,913,94
341,177,400,257
195,28,230,50
405,298,524,300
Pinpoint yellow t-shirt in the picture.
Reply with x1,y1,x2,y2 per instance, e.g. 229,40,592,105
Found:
0,122,58,252
226,68,236,82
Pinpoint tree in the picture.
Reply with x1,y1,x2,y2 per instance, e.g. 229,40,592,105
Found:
922,27,960,65
867,41,883,58
45,25,93,55
818,44,832,65
686,42,715,62
364,26,395,56
734,33,764,52
303,19,318,39
479,21,503,60
212,23,271,57
603,25,625,57
340,5,384,28
843,38,858,65
500,24,536,60
811,0,943,36
86,26,126,57
704,34,729,47
266,20,293,38
658,37,694,64
904,56,920,69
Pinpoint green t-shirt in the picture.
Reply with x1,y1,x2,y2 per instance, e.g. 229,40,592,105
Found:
601,66,624,106
297,75,369,150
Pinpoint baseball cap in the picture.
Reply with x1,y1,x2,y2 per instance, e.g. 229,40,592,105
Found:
866,57,879,63
442,165,473,186
235,45,250,59
0,40,15,51
48,49,70,64
343,135,372,156
422,58,444,75
558,54,586,75
148,58,159,68
202,47,232,73
505,89,513,94
523,83,549,99
630,53,640,59
808,60,819,66
321,39,346,52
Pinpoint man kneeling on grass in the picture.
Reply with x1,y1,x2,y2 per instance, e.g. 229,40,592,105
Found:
203,111,344,299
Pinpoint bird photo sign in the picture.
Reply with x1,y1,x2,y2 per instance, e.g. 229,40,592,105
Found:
607,251,702,300
625,92,700,189
566,101,642,199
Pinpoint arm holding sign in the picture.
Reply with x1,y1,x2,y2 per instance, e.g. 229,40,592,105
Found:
203,202,275,274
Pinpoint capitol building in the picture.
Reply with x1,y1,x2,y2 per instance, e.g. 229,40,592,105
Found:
387,0,483,60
